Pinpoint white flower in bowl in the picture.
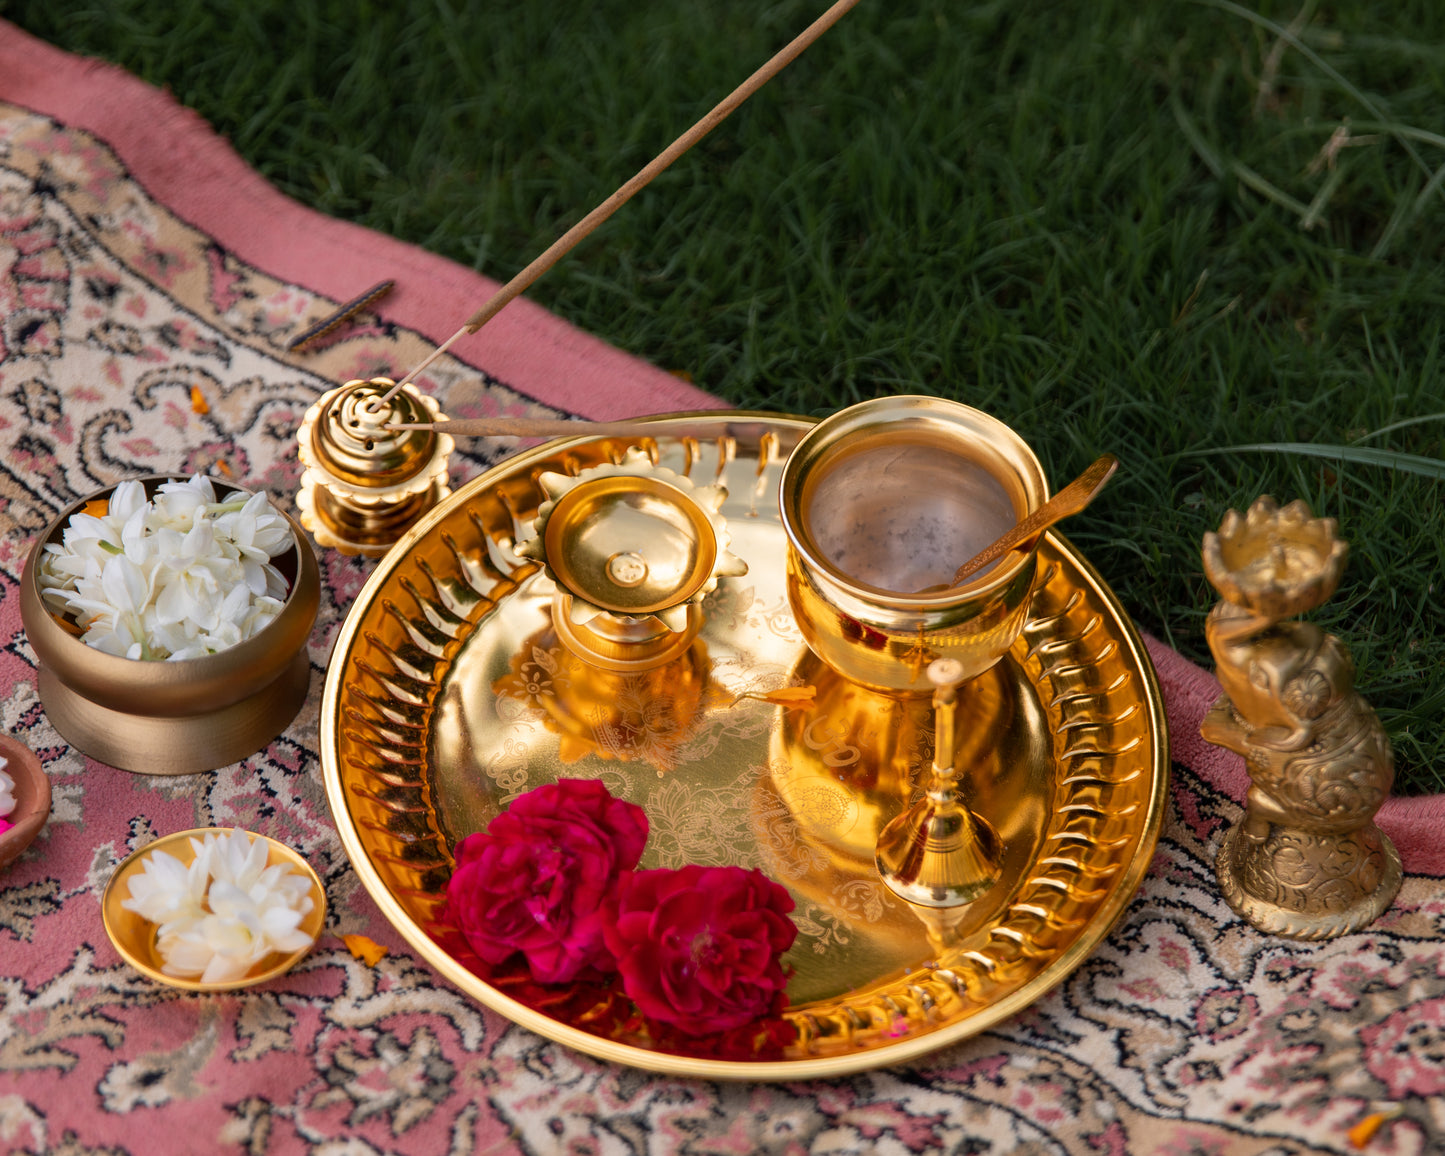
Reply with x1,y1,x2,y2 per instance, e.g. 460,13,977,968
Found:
0,756,14,821
122,829,318,985
38,474,295,661
120,846,211,928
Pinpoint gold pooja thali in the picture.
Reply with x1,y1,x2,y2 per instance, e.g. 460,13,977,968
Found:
320,411,1168,1080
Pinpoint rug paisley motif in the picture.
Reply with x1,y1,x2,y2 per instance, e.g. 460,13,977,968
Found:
0,21,1442,1156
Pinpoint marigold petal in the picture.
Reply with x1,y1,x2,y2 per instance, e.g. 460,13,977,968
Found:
1348,1110,1401,1149
342,934,388,967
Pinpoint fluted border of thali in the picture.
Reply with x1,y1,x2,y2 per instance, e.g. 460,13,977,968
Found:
319,413,1169,1081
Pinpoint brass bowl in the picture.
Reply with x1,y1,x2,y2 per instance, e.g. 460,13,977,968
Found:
0,734,50,872
18,476,320,775
101,827,326,991
779,396,1048,695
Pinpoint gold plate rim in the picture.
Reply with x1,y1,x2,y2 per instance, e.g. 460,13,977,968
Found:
319,411,1169,1080
101,826,327,991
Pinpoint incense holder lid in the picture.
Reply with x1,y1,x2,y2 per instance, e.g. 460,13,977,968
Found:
296,377,453,556
306,379,441,487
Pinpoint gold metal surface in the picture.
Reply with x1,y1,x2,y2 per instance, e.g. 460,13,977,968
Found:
517,447,746,670
778,396,1049,695
319,412,1168,1079
875,658,1004,911
19,477,320,776
296,377,453,556
1201,496,1402,939
101,827,327,990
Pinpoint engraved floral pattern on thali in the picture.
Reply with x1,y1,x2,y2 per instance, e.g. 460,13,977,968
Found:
322,418,1167,1074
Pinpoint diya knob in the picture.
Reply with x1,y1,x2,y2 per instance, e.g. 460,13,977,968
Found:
296,377,454,557
517,446,747,672
875,657,1004,908
779,396,1048,696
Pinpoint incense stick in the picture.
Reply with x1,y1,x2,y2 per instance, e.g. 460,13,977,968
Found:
288,280,394,351
371,0,860,409
387,416,699,440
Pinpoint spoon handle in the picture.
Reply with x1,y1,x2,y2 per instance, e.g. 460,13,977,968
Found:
950,454,1119,586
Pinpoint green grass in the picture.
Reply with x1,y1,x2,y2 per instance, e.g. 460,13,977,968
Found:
6,0,1444,792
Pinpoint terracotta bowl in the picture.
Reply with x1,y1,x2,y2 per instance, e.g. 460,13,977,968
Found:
0,734,50,872
18,476,320,775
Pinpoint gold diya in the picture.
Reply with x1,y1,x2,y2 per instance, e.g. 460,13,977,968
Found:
19,476,320,775
489,448,741,770
517,446,746,672
319,413,1167,1080
102,828,326,991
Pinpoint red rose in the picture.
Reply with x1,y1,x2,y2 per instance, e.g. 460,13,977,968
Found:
444,778,648,984
603,864,797,1036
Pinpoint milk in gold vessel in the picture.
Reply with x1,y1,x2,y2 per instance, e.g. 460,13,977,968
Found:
779,396,1049,696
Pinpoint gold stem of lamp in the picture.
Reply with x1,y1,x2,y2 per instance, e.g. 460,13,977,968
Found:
875,657,1004,909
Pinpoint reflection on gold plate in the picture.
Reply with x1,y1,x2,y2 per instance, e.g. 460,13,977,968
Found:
319,413,1168,1079
101,827,327,991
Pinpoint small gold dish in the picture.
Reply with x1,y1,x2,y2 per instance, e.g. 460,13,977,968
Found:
101,827,327,991
19,476,320,775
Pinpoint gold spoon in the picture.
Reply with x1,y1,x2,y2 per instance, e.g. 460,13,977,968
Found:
948,453,1119,586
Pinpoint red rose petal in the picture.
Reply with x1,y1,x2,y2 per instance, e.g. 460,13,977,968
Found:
442,779,648,985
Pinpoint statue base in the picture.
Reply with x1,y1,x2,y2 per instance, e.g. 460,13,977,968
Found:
1215,821,1403,940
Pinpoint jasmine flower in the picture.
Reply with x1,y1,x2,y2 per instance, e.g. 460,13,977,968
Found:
39,475,293,661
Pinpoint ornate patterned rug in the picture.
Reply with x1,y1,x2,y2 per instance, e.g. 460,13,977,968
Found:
0,20,1442,1156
